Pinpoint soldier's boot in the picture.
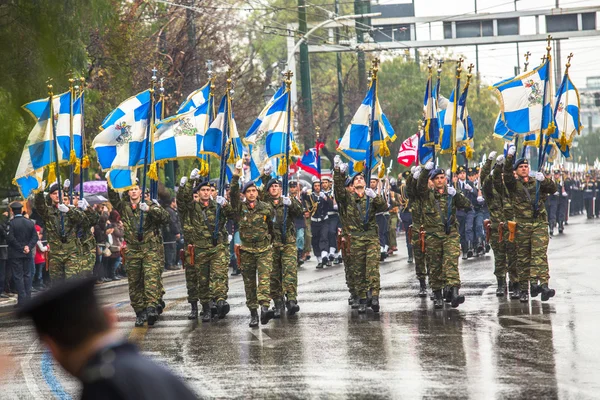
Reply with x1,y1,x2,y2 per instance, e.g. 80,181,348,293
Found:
187,301,198,320
201,303,211,323
510,283,521,300
260,305,274,325
407,245,414,264
348,295,354,305
418,279,428,298
371,296,380,313
134,310,147,327
210,300,218,318
366,290,373,307
558,221,564,234
530,283,542,298
519,290,529,303
157,299,165,315
273,299,283,319
379,252,387,262
450,287,465,308
217,300,229,319
496,277,505,297
286,300,300,315
249,309,259,328
467,242,474,258
146,307,158,326
433,290,444,309
358,299,367,314
351,296,360,309
540,284,556,301
443,286,452,303
335,255,343,264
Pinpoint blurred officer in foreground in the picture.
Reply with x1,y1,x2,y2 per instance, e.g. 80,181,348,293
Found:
17,277,198,400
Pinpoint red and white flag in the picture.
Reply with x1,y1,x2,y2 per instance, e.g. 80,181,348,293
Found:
397,133,419,166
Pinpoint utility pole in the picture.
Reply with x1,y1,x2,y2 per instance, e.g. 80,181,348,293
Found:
355,0,367,93
298,0,314,147
335,0,345,136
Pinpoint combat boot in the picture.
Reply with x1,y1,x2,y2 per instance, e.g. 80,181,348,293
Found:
418,279,428,298
371,296,380,313
496,277,505,297
530,283,541,298
450,287,465,308
217,300,229,319
351,296,359,309
358,299,367,314
146,307,158,326
210,300,218,318
286,300,300,315
433,290,444,309
249,309,259,328
485,242,491,253
135,310,147,327
510,283,521,300
273,299,283,319
187,301,198,320
540,284,556,301
157,299,165,315
519,290,529,303
201,303,211,323
260,305,274,325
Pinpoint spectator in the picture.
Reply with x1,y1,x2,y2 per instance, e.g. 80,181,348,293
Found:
0,210,8,298
103,223,123,281
109,210,125,278
162,197,181,271
33,225,48,291
6,202,37,307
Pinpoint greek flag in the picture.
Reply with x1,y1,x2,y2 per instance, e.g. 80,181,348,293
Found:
422,74,439,146
106,169,138,190
177,82,211,114
554,71,582,156
440,89,473,152
493,113,513,141
492,60,552,135
93,91,151,171
200,96,244,165
246,84,285,139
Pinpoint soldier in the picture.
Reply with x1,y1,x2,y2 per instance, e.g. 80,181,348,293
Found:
387,178,400,255
178,170,233,322
370,177,390,262
545,170,560,236
260,176,303,317
415,163,473,309
454,166,474,259
321,176,342,265
338,177,359,307
555,170,569,233
582,174,595,219
469,167,489,256
108,181,170,327
289,181,306,266
333,156,388,313
307,176,332,268
230,164,275,327
503,146,557,302
393,171,413,263
34,182,87,284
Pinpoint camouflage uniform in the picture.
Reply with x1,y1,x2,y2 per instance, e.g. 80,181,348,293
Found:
176,184,199,303
108,188,170,313
79,208,99,275
405,175,427,280
333,169,388,300
503,154,557,291
34,192,86,283
480,159,507,279
337,194,357,297
230,175,275,310
416,170,472,291
388,191,400,250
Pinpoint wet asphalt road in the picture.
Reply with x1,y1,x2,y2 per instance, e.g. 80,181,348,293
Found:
1,215,599,399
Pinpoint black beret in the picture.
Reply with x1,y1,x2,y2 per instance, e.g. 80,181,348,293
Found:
350,172,365,184
193,180,210,193
48,183,59,194
429,168,445,179
265,178,282,192
344,177,353,187
289,181,298,187
241,181,257,193
513,158,529,170
402,171,411,179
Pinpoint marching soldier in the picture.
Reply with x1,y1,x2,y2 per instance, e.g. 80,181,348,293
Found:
108,181,170,327
338,176,359,308
455,166,474,259
307,176,332,268
370,177,390,261
503,146,557,303
403,169,428,297
387,177,401,255
333,156,388,313
545,170,560,236
321,176,342,265
556,170,569,233
582,174,595,219
415,163,473,309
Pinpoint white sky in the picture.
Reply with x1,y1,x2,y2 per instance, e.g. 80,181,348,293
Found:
381,0,600,88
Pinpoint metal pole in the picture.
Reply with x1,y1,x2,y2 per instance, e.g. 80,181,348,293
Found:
355,0,367,94
335,0,345,137
139,69,157,241
281,71,294,245
48,85,65,235
298,0,314,148
363,58,379,229
78,79,85,199
68,79,75,203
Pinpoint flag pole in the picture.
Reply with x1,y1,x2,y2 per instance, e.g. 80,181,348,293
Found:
433,59,444,167
68,78,75,203
206,60,215,179
281,70,294,245
138,68,157,241
364,58,379,229
315,126,321,178
78,78,86,200
513,52,531,159
449,58,464,185
48,84,65,235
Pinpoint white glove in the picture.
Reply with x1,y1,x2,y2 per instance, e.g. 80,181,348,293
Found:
190,168,200,180
413,166,422,180
477,196,484,203
447,186,456,196
63,179,71,189
302,186,308,193
390,178,397,186
41,180,46,189
228,234,233,242
340,163,348,173
553,191,559,196
282,196,292,206
562,192,568,197
78,198,89,211
319,192,326,200
216,195,227,206
425,161,434,170
365,188,377,198
152,199,161,207
180,176,188,187
535,171,545,182
410,166,417,173
464,183,473,192
57,204,69,213
333,204,338,211
235,159,243,170
496,155,505,165
333,155,342,167
139,202,149,212
529,170,537,178
507,145,516,156
263,164,273,175
489,151,497,159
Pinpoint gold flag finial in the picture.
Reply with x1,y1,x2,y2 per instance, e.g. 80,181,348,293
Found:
565,52,574,74
456,57,464,78
372,57,380,79
546,35,552,58
467,63,474,80
226,68,233,90
284,70,293,87
315,126,320,141
524,51,532,72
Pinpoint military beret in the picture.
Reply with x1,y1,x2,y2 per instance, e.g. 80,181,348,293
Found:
193,180,210,192
265,178,281,192
429,168,445,179
350,172,365,184
513,158,529,170
456,166,466,174
402,170,411,179
241,181,257,193
48,183,59,194
344,177,353,187
9,201,23,211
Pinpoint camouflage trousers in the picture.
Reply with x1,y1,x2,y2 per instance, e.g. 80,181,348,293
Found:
411,229,427,280
506,240,517,283
80,239,96,275
184,244,229,304
48,244,84,283
425,231,461,290
347,235,380,298
514,220,550,287
124,245,163,312
388,214,398,249
240,246,273,310
341,235,356,296
270,242,298,301
489,224,507,278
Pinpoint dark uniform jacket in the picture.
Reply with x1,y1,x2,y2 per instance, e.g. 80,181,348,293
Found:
6,215,37,259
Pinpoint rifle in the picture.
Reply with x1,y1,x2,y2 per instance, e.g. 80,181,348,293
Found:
419,225,426,253
188,244,195,266
507,221,517,242
483,219,491,243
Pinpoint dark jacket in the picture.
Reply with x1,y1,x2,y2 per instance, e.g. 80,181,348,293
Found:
6,215,38,259
0,214,8,261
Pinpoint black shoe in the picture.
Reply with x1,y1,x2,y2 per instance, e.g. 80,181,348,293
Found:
433,290,444,309
316,262,324,269
450,287,465,308
510,283,521,300
496,277,505,297
286,300,300,315
217,300,229,319
329,254,335,262
188,302,198,320
146,307,158,326
379,252,386,262
530,283,542,298
231,267,241,276
461,251,468,260
467,242,474,258
358,299,367,314
540,284,556,301
156,303,163,315
260,305,274,325
371,296,380,313
549,229,554,237
519,290,529,303
113,275,122,281
135,310,147,327
418,279,428,298
202,303,211,323
273,299,283,319
334,256,342,265
351,296,359,309
249,309,259,328
326,259,333,267
485,243,491,253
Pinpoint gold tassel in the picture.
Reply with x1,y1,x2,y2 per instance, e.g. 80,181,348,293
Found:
69,149,77,166
201,160,209,176
291,141,301,156
82,155,91,169
378,141,390,157
547,121,556,136
47,164,56,184
465,145,474,160
452,154,457,173
354,161,364,173
559,134,568,152
74,160,81,174
158,160,167,168
148,162,159,181
278,159,287,176
378,162,385,178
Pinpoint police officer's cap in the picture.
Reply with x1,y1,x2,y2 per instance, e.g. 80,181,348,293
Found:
553,169,561,174
467,167,475,175
9,201,23,211
48,183,59,194
241,181,257,193
265,178,282,192
402,170,411,179
429,168,446,179
289,181,298,188
457,166,466,174
513,158,529,170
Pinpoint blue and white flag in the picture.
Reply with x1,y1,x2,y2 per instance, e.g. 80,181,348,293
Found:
177,82,211,114
106,168,139,191
492,60,552,135
493,113,513,141
93,91,151,171
554,72,582,157
440,88,473,152
200,96,244,164
246,84,285,140
422,74,439,146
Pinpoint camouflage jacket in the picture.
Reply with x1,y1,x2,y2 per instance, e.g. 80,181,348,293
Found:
264,196,303,245
177,180,233,249
503,154,557,222
405,175,421,226
416,168,472,235
230,175,274,252
80,208,99,251
34,192,85,249
480,158,504,224
333,168,388,236
108,188,170,248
